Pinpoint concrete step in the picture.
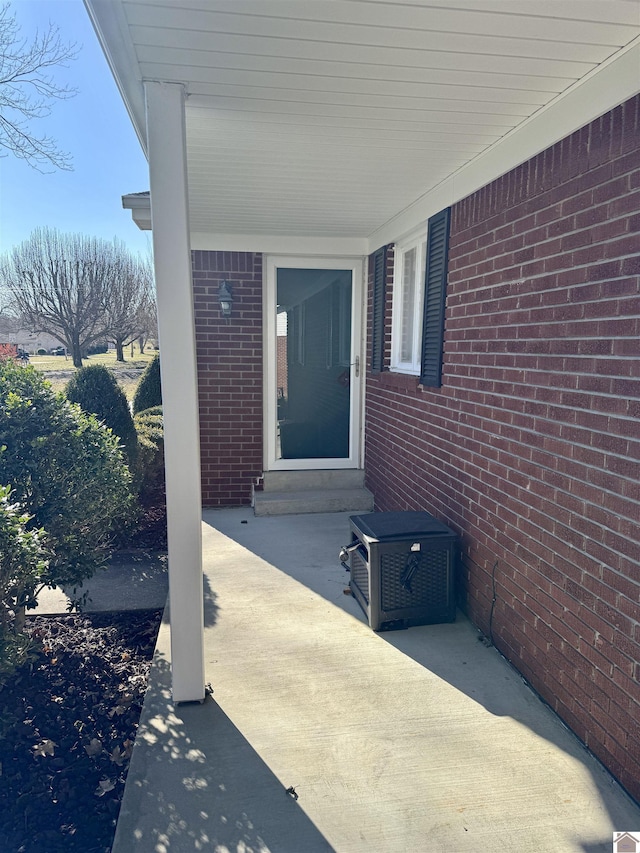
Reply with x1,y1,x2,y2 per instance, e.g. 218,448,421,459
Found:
261,469,366,492
254,486,374,517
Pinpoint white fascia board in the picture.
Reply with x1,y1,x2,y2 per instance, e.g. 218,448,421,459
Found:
122,194,152,230
83,0,148,156
190,232,369,257
367,39,640,253
130,209,152,231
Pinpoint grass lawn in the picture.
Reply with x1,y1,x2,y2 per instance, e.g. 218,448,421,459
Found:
29,346,156,398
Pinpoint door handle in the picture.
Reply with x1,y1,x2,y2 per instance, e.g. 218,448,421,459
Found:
353,356,360,378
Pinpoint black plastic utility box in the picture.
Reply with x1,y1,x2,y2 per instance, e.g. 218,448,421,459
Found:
346,511,457,631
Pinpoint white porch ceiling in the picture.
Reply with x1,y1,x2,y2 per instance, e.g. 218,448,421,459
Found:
86,0,640,246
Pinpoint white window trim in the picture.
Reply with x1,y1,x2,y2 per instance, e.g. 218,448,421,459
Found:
391,225,427,375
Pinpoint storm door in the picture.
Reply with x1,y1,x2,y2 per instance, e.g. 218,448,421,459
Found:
265,256,363,470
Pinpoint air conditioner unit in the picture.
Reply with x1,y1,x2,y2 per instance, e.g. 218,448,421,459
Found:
343,512,457,631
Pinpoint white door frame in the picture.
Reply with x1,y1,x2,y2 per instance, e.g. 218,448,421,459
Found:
264,255,364,471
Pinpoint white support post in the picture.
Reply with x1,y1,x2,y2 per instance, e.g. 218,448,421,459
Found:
144,81,204,703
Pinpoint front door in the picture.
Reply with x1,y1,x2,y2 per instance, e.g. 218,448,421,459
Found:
265,256,363,470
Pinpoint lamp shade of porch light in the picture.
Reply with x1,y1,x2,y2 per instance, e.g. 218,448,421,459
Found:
218,281,233,317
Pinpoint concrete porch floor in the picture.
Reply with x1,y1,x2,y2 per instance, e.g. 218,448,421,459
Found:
113,508,640,853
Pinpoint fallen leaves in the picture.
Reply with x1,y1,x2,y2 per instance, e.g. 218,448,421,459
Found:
109,740,133,767
32,738,56,757
84,738,103,757
0,609,162,852
95,778,116,797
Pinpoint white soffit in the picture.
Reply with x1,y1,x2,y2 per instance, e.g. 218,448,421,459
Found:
85,0,640,249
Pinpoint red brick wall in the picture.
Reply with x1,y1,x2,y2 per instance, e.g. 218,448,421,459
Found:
192,251,263,506
276,334,288,398
365,95,640,800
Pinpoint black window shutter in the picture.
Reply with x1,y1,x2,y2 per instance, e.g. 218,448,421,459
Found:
371,246,387,373
420,207,451,387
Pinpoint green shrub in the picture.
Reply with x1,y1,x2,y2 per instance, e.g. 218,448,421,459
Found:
66,364,138,469
134,405,163,454
36,348,47,356
133,406,165,503
0,361,135,591
133,353,162,414
0,485,48,684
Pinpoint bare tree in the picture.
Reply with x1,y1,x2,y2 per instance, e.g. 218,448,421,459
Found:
1,228,118,367
102,253,156,361
136,289,158,354
0,2,77,171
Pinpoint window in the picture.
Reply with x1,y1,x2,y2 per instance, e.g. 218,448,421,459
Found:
390,207,451,385
391,228,426,374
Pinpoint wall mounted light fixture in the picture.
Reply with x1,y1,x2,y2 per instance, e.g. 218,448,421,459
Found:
218,280,233,318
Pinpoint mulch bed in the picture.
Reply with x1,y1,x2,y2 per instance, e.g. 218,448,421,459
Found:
0,609,163,853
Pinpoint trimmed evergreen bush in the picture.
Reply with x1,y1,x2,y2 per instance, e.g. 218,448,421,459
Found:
132,353,162,415
133,405,165,503
0,361,134,591
66,364,138,468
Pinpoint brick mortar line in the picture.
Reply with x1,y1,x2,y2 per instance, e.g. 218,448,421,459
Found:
367,422,640,527
448,344,640,356
447,292,640,310
453,206,640,253
370,388,616,436
372,378,640,424
366,404,640,507
370,451,640,612
480,558,640,640
450,261,640,289
446,363,640,378
454,178,640,230
446,286,640,310
429,441,639,523
447,336,640,345
376,408,640,484
485,516,640,634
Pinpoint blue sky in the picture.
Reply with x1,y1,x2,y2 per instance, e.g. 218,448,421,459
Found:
0,0,151,256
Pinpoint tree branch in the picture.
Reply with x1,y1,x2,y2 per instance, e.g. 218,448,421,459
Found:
0,3,77,171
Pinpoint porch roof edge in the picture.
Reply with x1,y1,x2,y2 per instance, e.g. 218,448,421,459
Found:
84,0,148,156
190,232,369,257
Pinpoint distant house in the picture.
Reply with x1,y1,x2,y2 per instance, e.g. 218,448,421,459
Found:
86,0,640,804
0,317,61,355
